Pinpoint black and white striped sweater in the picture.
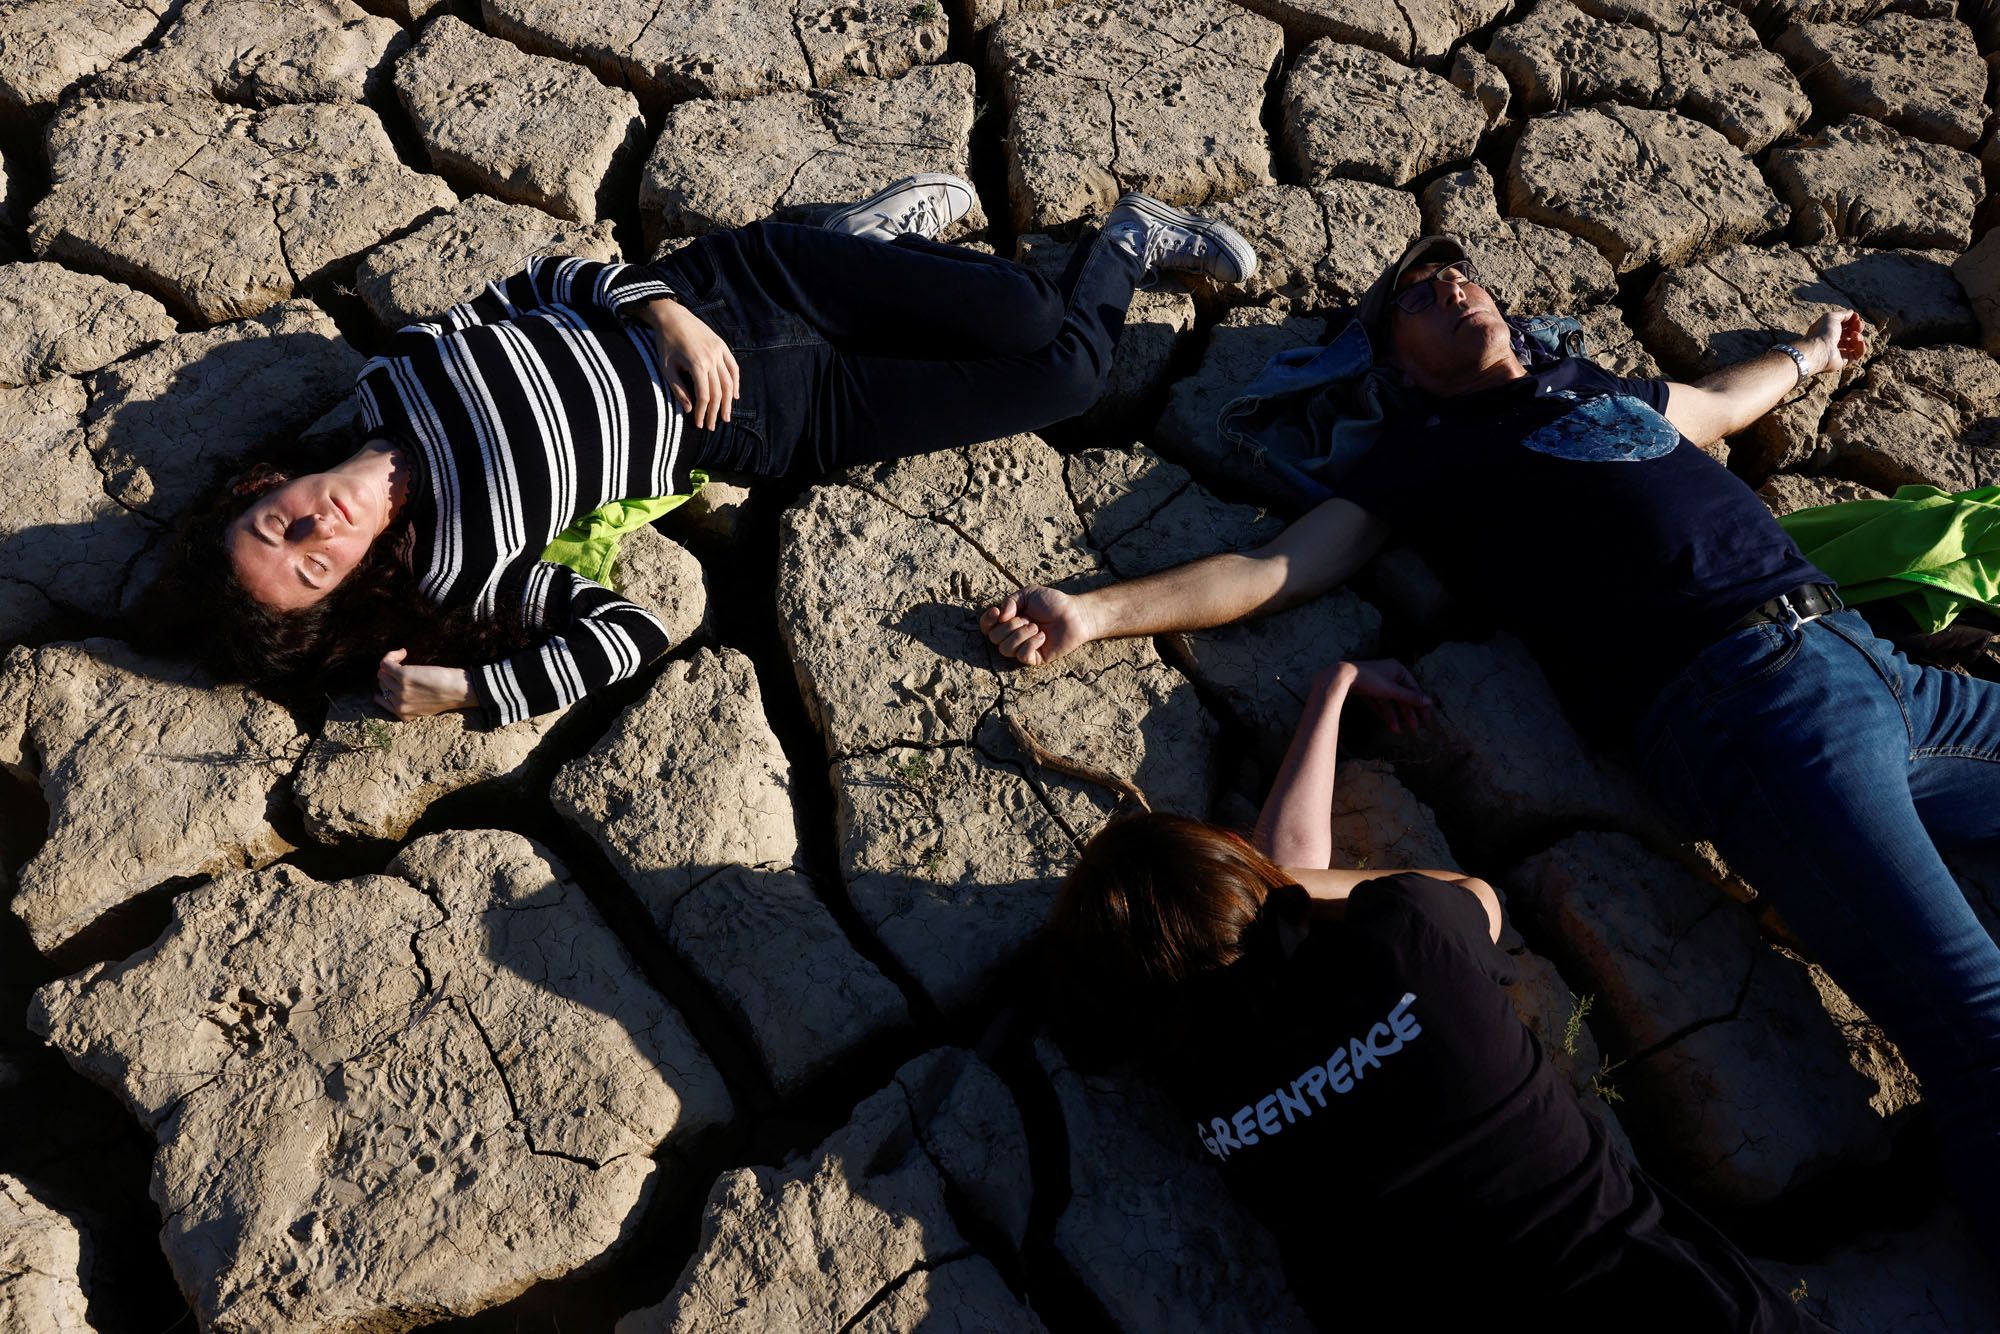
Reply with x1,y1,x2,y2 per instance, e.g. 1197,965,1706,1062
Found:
354,255,689,726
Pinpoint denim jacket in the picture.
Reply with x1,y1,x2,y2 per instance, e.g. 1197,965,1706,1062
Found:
1214,313,1588,509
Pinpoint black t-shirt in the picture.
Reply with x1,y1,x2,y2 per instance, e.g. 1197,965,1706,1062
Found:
1338,360,1827,740
1160,875,1820,1332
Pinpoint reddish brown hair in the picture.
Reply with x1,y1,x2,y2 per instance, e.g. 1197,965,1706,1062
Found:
1044,812,1300,1062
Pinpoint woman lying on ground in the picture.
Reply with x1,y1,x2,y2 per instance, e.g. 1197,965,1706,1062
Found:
1043,660,1827,1332
167,175,1254,722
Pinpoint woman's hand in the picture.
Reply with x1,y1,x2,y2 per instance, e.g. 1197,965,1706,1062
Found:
376,649,475,719
1342,658,1432,734
642,298,739,431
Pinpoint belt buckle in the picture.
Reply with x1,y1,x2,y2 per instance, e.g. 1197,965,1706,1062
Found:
1776,589,1823,634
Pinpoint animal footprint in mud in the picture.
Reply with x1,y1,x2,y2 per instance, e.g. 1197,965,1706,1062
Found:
812,5,866,33
895,660,950,703
205,985,293,1052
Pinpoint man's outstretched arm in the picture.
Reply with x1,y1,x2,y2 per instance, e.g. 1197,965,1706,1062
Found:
981,496,1390,665
1664,309,1868,450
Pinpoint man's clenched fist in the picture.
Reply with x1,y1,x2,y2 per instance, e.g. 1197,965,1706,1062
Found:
979,586,1093,666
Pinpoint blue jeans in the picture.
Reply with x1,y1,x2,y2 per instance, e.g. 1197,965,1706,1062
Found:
647,221,1144,478
1635,609,2000,1261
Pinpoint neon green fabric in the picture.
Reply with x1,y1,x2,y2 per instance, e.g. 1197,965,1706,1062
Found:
1777,484,2000,633
540,470,708,585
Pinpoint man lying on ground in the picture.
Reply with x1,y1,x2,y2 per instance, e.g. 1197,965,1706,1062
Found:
985,236,2000,1268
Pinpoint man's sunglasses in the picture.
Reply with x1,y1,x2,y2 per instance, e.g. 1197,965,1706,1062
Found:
1391,260,1479,316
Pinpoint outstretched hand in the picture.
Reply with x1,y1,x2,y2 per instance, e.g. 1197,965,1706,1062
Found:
1342,657,1432,734
645,299,740,431
979,587,1093,666
376,648,475,719
1805,309,1867,375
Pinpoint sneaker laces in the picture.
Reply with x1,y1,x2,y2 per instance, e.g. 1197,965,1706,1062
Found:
1142,223,1205,273
892,194,942,237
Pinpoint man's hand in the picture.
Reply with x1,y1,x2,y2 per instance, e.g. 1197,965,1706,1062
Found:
1803,308,1867,376
376,649,475,719
1345,657,1432,734
980,587,1095,666
642,298,739,431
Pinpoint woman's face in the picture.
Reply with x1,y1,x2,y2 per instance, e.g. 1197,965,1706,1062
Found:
226,472,379,611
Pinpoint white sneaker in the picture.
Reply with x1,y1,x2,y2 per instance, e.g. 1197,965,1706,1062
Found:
823,172,977,242
1103,192,1257,285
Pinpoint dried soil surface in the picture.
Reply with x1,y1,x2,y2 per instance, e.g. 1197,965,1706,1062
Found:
4,0,1997,1329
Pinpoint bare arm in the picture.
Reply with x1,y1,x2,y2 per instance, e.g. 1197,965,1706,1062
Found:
1664,309,1868,450
981,497,1390,665
1252,659,1432,869
1253,664,1356,870
1247,656,1491,936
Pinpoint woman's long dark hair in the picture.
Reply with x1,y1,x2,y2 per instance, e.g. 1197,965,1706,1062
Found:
152,441,527,703
1043,812,1306,1067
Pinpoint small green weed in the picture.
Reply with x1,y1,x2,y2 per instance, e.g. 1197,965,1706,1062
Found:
361,718,395,752
923,848,947,878
1561,992,1595,1057
893,752,934,789
909,0,940,20
1589,1056,1625,1105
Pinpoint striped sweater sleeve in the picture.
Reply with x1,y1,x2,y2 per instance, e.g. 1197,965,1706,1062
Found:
374,255,680,356
469,562,672,725
465,255,677,326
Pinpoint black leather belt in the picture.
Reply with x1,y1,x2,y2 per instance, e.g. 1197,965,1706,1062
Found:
1732,583,1841,632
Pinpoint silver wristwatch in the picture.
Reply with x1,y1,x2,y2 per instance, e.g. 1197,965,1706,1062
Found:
1771,342,1812,383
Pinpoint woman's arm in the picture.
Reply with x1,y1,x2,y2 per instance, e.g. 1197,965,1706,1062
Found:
368,256,685,360
377,563,672,724
1252,658,1499,939
1252,664,1356,869
1252,659,1433,869
477,255,680,324
470,564,672,725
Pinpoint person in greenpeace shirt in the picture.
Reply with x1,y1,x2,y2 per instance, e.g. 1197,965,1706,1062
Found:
1042,660,1825,1331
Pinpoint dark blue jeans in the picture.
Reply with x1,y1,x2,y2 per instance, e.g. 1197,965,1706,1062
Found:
1635,609,2000,1261
648,221,1143,478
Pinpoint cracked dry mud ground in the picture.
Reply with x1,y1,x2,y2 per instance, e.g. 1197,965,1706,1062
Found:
3,0,2000,1328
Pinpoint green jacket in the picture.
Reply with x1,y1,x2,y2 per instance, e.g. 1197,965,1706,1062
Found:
1778,484,2000,632
540,471,708,585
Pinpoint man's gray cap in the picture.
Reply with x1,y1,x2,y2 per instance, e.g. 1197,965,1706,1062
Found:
1357,235,1469,346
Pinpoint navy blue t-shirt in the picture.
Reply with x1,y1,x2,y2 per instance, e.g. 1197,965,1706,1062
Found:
1339,359,1827,740
1162,875,1824,1332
